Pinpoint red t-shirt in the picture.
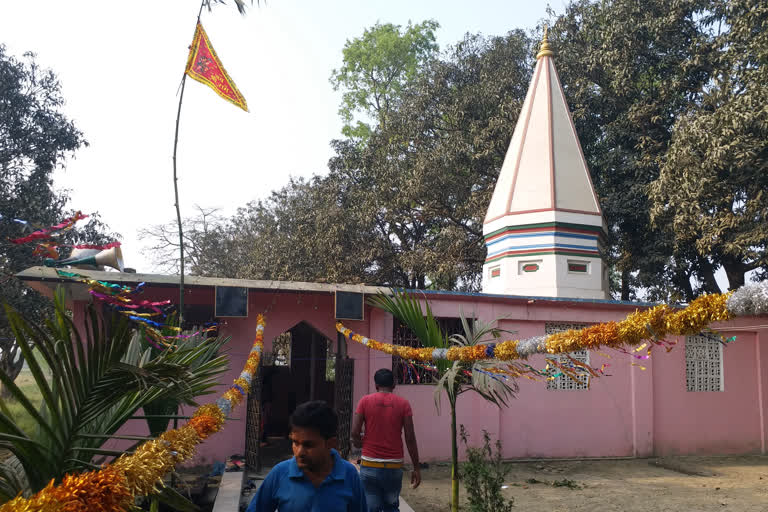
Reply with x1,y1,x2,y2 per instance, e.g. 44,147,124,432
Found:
355,392,413,461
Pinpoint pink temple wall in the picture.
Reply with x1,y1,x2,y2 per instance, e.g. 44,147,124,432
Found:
184,288,373,464
386,297,652,461
652,319,768,456
72,287,768,466
85,286,373,465
359,296,766,461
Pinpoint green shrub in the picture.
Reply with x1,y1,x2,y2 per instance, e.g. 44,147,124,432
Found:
460,426,514,512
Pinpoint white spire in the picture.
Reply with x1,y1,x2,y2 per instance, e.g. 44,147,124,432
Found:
485,33,601,224
481,32,608,299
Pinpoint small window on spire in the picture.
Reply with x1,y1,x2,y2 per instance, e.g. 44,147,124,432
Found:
567,260,589,274
518,260,542,274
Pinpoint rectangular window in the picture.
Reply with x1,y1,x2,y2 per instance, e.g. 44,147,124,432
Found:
545,322,591,391
567,260,589,273
685,334,724,392
392,317,466,385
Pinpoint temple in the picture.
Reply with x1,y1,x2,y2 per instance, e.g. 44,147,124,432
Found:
16,33,768,466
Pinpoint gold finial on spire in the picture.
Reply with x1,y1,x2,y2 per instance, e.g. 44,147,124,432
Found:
536,26,554,60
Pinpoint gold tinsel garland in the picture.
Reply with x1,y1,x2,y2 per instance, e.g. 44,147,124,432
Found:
0,315,266,512
337,292,733,362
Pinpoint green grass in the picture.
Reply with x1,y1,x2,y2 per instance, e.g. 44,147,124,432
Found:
2,369,45,435
1,350,49,436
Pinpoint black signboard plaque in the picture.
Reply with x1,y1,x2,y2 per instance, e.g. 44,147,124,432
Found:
335,291,364,321
215,286,248,317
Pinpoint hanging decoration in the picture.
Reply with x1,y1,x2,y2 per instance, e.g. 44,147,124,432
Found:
4,211,121,263
726,280,768,317
7,211,88,245
335,284,767,365
0,315,266,512
54,269,218,348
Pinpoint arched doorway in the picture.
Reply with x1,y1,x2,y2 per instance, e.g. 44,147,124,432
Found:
248,322,337,468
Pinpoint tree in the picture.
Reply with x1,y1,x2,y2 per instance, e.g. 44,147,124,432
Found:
142,175,381,283
359,31,533,289
549,0,719,300
139,205,226,275
369,290,517,512
222,175,380,283
325,30,533,290
206,0,255,15
650,0,768,289
0,46,116,394
330,20,440,139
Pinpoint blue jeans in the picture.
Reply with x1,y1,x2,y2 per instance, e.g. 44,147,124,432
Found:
359,466,403,512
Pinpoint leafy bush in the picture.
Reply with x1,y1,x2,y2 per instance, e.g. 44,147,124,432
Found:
460,426,514,512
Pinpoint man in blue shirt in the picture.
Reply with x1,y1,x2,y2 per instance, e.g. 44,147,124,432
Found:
247,400,367,512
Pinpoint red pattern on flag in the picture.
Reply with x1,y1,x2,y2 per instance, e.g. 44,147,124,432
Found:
185,23,248,112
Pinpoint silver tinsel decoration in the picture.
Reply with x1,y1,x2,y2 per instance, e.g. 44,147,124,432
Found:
514,336,549,358
432,348,448,360
216,397,232,417
726,281,768,317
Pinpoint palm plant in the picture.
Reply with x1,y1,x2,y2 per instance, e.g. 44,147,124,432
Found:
129,315,224,439
369,290,519,512
0,288,228,506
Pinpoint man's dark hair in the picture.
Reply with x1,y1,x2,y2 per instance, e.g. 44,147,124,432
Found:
374,368,395,389
289,401,338,439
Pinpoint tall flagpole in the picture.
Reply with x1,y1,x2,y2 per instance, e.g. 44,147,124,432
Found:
172,1,206,327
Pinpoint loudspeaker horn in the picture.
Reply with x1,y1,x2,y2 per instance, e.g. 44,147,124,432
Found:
44,246,125,272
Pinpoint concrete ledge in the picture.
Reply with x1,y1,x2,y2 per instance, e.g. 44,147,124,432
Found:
212,471,244,512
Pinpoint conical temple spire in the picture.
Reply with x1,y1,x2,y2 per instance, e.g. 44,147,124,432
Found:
481,27,608,299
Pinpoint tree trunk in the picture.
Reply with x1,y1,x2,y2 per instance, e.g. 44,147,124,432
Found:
671,262,695,302
698,256,722,294
722,260,746,291
621,267,630,301
450,398,459,512
680,273,695,302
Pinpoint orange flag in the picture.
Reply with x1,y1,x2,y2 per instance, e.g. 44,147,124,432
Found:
185,22,248,112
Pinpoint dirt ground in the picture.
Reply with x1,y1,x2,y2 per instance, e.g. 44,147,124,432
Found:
400,456,768,512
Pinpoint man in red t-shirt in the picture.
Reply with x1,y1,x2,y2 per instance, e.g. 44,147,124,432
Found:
351,368,420,512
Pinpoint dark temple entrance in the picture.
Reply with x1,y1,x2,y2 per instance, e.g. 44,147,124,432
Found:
246,322,353,470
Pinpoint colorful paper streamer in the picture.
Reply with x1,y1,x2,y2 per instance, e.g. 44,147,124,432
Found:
9,212,88,244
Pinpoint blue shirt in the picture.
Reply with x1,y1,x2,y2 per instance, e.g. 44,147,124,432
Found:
246,449,367,512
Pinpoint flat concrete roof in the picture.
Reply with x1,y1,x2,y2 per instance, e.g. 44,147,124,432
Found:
17,266,655,309
16,266,389,301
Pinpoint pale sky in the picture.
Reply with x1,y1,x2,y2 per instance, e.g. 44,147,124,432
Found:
1,0,564,273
